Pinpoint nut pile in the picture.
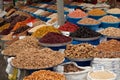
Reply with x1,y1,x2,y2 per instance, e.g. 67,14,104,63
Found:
92,51,120,58
100,27,120,37
96,39,120,53
23,70,66,80
12,48,64,69
99,15,120,23
65,43,98,59
107,8,120,14
3,36,41,56
78,18,100,25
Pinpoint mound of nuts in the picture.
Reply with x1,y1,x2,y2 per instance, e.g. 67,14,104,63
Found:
107,8,120,14
3,36,42,56
96,39,120,53
64,43,99,59
100,27,120,37
99,15,120,23
12,48,64,69
23,70,66,80
92,51,120,58
78,18,100,25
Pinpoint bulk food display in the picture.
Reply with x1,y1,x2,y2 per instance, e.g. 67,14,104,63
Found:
23,70,66,80
0,1,120,80
12,48,64,69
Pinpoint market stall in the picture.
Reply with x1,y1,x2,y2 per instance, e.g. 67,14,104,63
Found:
0,0,120,80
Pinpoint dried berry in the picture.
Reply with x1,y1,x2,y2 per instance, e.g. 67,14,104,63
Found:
39,32,72,44
70,27,101,38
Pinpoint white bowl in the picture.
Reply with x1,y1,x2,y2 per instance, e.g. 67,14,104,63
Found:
54,62,91,80
87,70,116,80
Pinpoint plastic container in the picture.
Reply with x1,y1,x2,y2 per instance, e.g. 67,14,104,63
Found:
54,62,91,80
87,70,116,80
67,58,93,66
66,16,82,24
92,58,120,80
88,15,105,20
46,9,57,13
71,36,101,45
107,13,120,18
102,35,120,41
100,22,120,28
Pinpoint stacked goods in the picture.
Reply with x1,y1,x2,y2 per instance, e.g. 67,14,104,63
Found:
65,43,99,59
88,9,106,16
3,36,42,56
68,9,87,18
78,18,100,25
100,27,120,37
23,70,66,80
0,15,28,35
70,27,101,38
39,32,72,44
58,22,78,32
12,48,64,69
32,26,60,38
